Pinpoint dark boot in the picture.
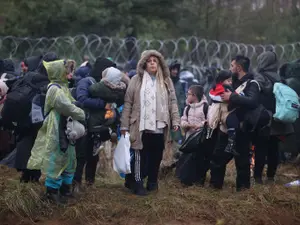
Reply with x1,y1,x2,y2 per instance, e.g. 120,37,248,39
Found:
254,177,263,185
224,134,239,156
133,181,147,196
59,184,74,198
46,187,67,204
20,170,30,183
195,178,205,187
72,181,85,195
147,182,158,192
266,177,275,185
29,170,41,183
124,174,134,190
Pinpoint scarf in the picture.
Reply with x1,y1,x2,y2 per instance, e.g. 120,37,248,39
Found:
140,71,168,132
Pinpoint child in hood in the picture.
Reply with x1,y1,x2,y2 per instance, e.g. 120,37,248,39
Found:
89,66,129,125
88,67,129,155
208,70,243,156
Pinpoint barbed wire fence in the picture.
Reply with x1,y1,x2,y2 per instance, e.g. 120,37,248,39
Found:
1,34,300,87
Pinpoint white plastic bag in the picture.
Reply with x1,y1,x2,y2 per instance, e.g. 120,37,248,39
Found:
113,132,131,174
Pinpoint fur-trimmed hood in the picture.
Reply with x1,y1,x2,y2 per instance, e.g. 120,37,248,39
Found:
136,50,170,79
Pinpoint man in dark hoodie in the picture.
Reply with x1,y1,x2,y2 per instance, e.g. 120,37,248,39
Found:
73,57,116,190
253,51,294,184
21,55,43,74
210,55,260,191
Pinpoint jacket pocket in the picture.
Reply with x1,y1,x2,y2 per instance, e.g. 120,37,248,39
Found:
129,117,138,143
130,118,137,125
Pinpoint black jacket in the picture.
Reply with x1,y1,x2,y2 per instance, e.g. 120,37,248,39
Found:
230,73,260,112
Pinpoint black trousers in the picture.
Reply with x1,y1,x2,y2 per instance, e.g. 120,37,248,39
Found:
127,133,164,184
253,135,279,179
195,130,218,184
74,134,99,184
210,130,251,190
177,131,217,186
15,127,41,183
20,169,41,183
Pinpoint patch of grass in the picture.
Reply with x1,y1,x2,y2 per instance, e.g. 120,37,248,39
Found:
0,163,300,224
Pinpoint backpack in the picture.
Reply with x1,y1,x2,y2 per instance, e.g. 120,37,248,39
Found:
31,83,61,124
263,73,300,123
273,83,300,123
185,102,209,119
1,73,49,122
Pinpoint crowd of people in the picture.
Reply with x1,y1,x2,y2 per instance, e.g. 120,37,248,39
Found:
0,49,298,204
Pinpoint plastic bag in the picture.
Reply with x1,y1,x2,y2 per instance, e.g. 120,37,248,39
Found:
113,132,131,174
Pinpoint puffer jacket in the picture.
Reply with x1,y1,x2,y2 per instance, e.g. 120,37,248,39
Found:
76,77,105,110
181,97,208,138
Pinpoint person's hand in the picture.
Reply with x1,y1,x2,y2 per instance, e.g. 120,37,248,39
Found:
221,89,232,102
173,125,179,132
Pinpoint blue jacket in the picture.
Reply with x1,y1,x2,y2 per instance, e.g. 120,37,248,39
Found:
76,77,105,109
74,65,91,86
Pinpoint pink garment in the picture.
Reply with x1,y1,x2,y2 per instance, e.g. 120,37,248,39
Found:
181,98,208,138
0,95,6,105
0,80,8,97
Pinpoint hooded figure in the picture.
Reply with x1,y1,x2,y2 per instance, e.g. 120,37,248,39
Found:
88,67,130,127
27,60,85,204
253,51,294,185
22,55,43,73
89,57,117,82
255,51,294,136
74,62,92,86
121,50,180,196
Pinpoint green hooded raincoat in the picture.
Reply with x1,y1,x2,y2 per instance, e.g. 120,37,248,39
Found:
27,60,85,179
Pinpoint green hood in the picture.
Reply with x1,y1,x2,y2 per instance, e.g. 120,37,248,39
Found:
43,60,75,84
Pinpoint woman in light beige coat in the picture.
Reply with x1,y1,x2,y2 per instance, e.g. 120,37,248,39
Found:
121,50,180,196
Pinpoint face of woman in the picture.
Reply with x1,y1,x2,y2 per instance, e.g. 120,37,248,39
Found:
146,56,158,75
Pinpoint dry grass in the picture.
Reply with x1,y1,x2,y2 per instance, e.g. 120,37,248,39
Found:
0,163,300,225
